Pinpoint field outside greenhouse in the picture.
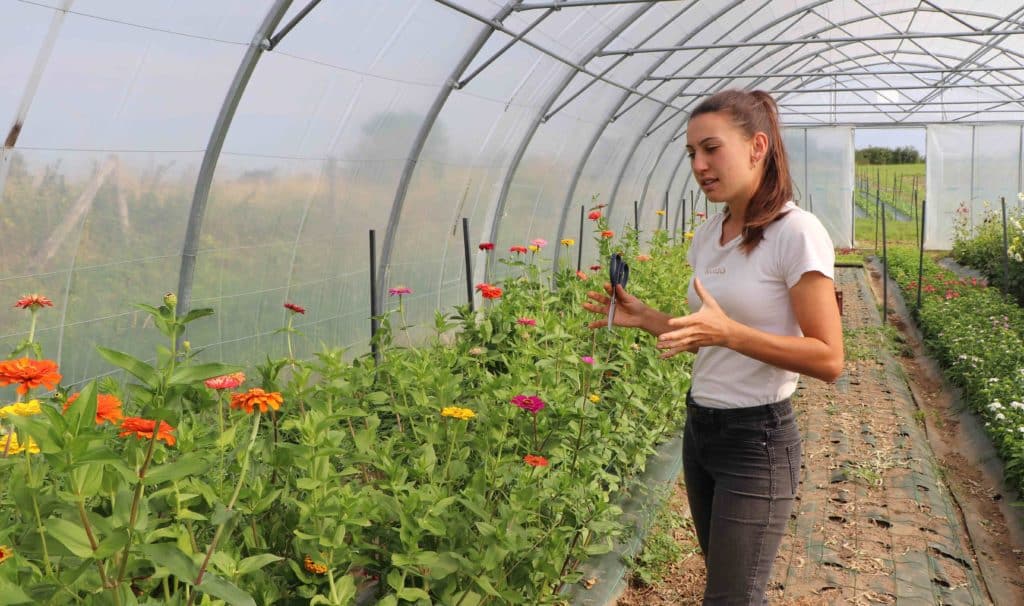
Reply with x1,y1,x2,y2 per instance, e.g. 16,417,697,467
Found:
8,1,1024,605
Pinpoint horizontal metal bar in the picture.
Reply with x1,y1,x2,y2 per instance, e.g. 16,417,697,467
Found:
783,120,1024,127
779,98,1024,107
780,108,1024,115
648,65,1024,81
602,27,1024,55
433,0,684,113
678,81,1024,96
515,0,665,10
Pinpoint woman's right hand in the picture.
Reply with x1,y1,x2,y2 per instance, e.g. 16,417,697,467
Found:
583,283,650,330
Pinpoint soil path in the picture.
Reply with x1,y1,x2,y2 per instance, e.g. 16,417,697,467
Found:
618,266,1024,605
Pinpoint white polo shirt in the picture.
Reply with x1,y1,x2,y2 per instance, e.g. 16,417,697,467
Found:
685,201,835,409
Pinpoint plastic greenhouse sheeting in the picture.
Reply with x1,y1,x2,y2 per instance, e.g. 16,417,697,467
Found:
5,0,1024,387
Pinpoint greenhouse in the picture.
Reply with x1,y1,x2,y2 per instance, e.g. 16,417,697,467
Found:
5,0,1024,604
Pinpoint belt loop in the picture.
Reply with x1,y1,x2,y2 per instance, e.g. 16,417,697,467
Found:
770,400,782,425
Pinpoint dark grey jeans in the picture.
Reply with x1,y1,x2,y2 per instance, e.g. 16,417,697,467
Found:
683,391,802,605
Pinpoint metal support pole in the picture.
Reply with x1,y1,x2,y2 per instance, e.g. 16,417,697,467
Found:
663,189,670,231
369,229,380,366
462,217,474,312
1002,196,1011,291
881,196,888,325
577,205,584,272
916,200,926,311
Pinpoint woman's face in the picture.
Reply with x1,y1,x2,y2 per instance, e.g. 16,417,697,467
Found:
685,111,765,205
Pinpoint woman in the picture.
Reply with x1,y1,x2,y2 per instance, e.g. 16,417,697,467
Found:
584,89,843,604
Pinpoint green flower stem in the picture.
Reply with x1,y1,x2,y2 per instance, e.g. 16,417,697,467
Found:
25,448,52,575
286,317,295,361
27,310,38,355
2,431,12,457
114,429,160,589
77,499,115,597
189,411,262,604
441,419,457,489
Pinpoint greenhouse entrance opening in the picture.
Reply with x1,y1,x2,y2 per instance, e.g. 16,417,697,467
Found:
852,126,926,248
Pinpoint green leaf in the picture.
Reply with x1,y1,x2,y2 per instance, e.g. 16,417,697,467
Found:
141,543,256,606
44,518,94,558
97,347,158,388
180,307,215,324
396,587,430,601
0,578,33,604
235,554,284,576
64,381,98,438
169,363,242,387
144,454,209,485
94,530,129,559
474,575,501,597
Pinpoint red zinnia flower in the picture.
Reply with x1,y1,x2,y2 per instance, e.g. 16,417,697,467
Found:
588,210,602,221
600,230,614,239
509,245,528,254
14,294,54,311
517,317,536,326
0,358,61,396
230,388,284,414
478,242,495,251
388,286,413,296
475,283,502,300
119,417,176,446
284,302,306,314
576,271,588,280
64,392,124,426
589,265,601,271
205,372,246,390
524,454,549,467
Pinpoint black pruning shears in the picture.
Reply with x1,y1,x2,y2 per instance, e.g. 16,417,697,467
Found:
607,253,630,330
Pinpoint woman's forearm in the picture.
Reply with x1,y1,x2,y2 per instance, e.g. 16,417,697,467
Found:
725,321,844,382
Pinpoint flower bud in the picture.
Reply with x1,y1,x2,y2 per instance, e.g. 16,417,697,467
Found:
163,292,177,308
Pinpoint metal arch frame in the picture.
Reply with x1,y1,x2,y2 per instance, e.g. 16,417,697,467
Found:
374,1,519,310
175,0,294,324
477,1,664,286
644,4,1024,140
602,1,832,229
548,0,755,274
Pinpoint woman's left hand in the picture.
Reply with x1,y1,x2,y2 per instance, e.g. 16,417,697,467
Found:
656,278,735,358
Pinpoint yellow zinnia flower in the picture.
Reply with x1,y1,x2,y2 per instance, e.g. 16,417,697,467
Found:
589,394,601,403
528,244,540,252
0,399,42,419
561,238,575,247
685,232,694,240
655,210,666,216
2,432,40,455
441,406,476,421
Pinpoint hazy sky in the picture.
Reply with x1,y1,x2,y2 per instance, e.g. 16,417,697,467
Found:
854,128,926,153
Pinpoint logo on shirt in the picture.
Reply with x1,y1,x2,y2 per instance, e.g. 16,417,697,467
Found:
705,266,726,275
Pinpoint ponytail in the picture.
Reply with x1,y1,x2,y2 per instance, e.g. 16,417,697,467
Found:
690,89,793,254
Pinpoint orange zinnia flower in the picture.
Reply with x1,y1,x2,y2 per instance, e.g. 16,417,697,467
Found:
0,358,62,395
205,372,246,390
118,417,176,446
303,555,328,575
14,294,54,310
230,388,283,414
523,454,549,467
64,392,124,426
0,544,11,563
600,230,614,239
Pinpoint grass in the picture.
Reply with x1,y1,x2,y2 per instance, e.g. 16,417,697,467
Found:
855,163,926,216
626,482,695,587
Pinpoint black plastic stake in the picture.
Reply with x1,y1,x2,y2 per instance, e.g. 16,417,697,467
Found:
689,190,695,232
1002,196,1010,291
916,200,926,311
634,199,639,234
663,189,669,231
808,192,813,213
577,204,584,272
881,194,888,325
369,229,380,365
874,178,880,253
462,217,474,312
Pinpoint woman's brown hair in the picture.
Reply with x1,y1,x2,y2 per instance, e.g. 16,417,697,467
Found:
690,89,793,253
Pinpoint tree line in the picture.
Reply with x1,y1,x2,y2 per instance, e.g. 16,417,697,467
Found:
855,145,923,165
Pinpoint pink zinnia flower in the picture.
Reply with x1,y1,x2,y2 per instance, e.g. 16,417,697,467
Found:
205,372,246,390
517,317,537,326
511,394,546,414
530,238,547,249
388,286,413,296
580,356,594,365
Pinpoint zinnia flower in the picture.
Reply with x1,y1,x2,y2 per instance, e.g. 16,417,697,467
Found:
205,372,246,390
588,210,602,220
511,394,546,414
441,406,476,420
589,394,601,403
388,286,413,296
590,265,601,271
528,245,540,253
0,358,61,395
561,239,575,247
696,212,706,218
230,388,283,414
284,302,306,314
0,399,41,419
63,393,123,426
580,356,594,365
600,230,614,239
509,245,528,254
636,254,651,262
14,294,54,311
684,232,694,240
0,544,11,563
530,238,547,249
576,271,588,280
655,210,666,216
475,283,502,300
468,346,486,356
303,555,328,575
517,317,536,326
118,417,176,446
3,431,40,455
478,242,495,251
523,454,549,467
